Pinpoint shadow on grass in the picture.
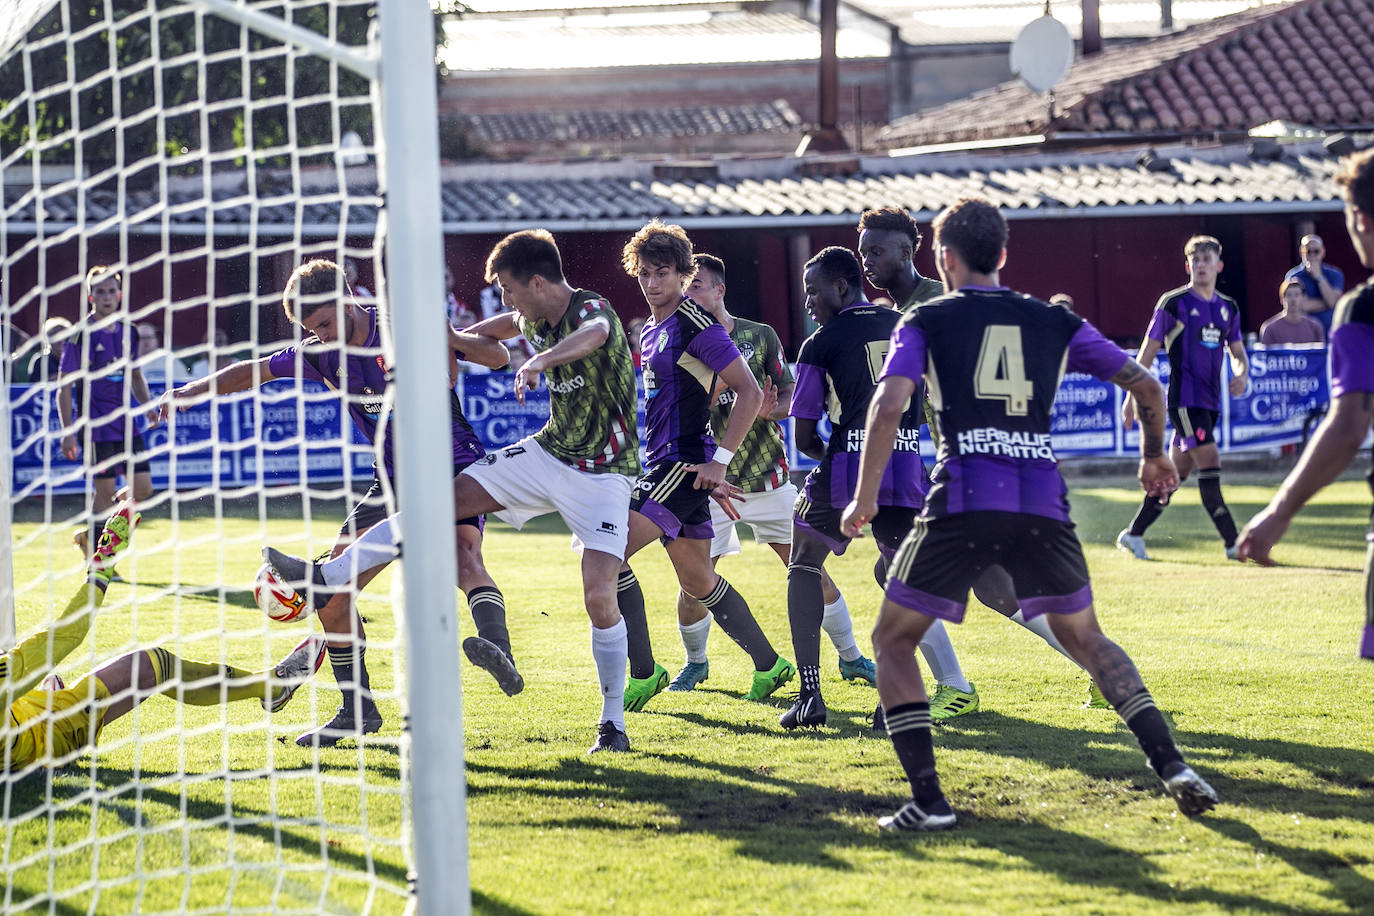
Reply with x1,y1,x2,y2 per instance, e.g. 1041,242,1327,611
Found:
2,764,410,885
466,748,1358,914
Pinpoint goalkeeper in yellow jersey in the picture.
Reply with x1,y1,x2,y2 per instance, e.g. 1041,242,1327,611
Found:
3,502,326,770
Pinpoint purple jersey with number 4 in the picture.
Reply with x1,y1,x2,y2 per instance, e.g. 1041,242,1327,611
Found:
883,287,1128,522
60,322,136,443
1330,280,1374,398
640,297,741,467
1145,286,1242,411
268,308,483,476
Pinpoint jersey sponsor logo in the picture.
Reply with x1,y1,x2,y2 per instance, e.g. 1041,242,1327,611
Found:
843,427,921,452
956,427,1054,460
360,387,384,415
1199,324,1222,349
547,374,586,394
642,364,657,391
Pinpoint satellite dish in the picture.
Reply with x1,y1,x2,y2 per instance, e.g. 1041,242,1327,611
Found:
1011,15,1074,93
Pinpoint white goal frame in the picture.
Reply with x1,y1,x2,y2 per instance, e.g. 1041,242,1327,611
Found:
0,1,469,913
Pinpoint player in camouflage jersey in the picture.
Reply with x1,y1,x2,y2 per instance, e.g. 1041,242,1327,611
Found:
273,230,642,754
668,254,875,693
1238,148,1374,660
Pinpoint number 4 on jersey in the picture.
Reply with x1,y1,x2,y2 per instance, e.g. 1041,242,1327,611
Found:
974,325,1033,416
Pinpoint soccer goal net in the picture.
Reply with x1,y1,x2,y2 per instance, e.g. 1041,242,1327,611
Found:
1,1,465,913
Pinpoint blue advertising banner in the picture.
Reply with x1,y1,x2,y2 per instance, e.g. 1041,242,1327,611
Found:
7,349,1332,494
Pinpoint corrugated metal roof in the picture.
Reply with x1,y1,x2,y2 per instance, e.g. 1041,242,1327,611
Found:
2,140,1347,237
879,0,1374,149
460,101,803,144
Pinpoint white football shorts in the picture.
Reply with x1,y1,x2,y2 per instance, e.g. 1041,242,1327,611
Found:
460,437,634,559
709,481,798,558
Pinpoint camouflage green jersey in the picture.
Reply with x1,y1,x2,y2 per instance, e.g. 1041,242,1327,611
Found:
901,276,948,448
517,290,641,476
901,275,946,313
709,316,793,492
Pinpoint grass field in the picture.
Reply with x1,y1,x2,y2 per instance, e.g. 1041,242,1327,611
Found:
6,470,1374,915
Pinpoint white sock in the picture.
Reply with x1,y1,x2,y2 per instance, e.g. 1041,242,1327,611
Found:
1010,609,1080,667
591,619,628,730
918,620,971,692
679,614,711,664
321,515,402,586
821,592,862,662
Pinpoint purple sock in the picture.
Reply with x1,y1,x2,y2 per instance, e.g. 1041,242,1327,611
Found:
1360,625,1374,660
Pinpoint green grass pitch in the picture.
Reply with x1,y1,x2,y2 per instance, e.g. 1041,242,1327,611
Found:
6,471,1373,914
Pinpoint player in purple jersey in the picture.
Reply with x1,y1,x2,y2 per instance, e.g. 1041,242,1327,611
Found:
1118,236,1250,561
161,260,517,746
57,266,162,562
781,246,977,730
614,221,795,712
1238,148,1374,660
858,209,1107,709
843,197,1218,830
665,254,875,696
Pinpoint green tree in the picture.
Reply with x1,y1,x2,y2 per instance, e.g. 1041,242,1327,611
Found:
1,0,375,168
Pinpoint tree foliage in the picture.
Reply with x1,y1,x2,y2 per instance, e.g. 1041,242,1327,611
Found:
0,0,376,169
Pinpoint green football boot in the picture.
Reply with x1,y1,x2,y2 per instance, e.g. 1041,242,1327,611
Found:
744,656,795,702
623,663,668,712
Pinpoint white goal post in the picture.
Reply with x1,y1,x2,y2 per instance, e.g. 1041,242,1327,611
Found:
0,0,468,912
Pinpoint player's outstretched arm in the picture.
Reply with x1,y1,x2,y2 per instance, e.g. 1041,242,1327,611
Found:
841,374,915,538
1110,359,1177,500
157,356,276,423
450,326,511,370
1238,391,1373,565
512,315,609,403
462,312,520,342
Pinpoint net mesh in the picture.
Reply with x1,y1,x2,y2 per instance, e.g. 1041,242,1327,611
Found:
1,1,415,911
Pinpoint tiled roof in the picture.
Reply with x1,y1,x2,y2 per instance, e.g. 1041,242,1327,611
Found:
439,10,889,71
3,140,1348,236
850,0,1291,47
460,101,803,144
879,0,1374,149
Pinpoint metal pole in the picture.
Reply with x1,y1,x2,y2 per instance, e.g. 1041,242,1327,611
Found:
375,2,468,914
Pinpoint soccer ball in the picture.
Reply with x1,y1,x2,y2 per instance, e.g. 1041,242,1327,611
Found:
254,562,310,622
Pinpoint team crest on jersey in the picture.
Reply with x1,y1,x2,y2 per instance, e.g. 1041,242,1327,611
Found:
1219,305,1229,322
657,330,669,351
737,340,756,362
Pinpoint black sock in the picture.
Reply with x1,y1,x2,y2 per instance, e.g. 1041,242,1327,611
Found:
786,563,825,669
1197,468,1238,546
1129,495,1165,537
467,585,511,659
699,577,778,672
328,644,374,713
1115,689,1184,777
88,518,103,555
885,701,943,805
798,664,821,697
618,568,656,679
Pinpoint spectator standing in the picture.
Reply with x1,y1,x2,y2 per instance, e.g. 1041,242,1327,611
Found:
1283,234,1344,333
1259,279,1326,346
444,264,478,330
